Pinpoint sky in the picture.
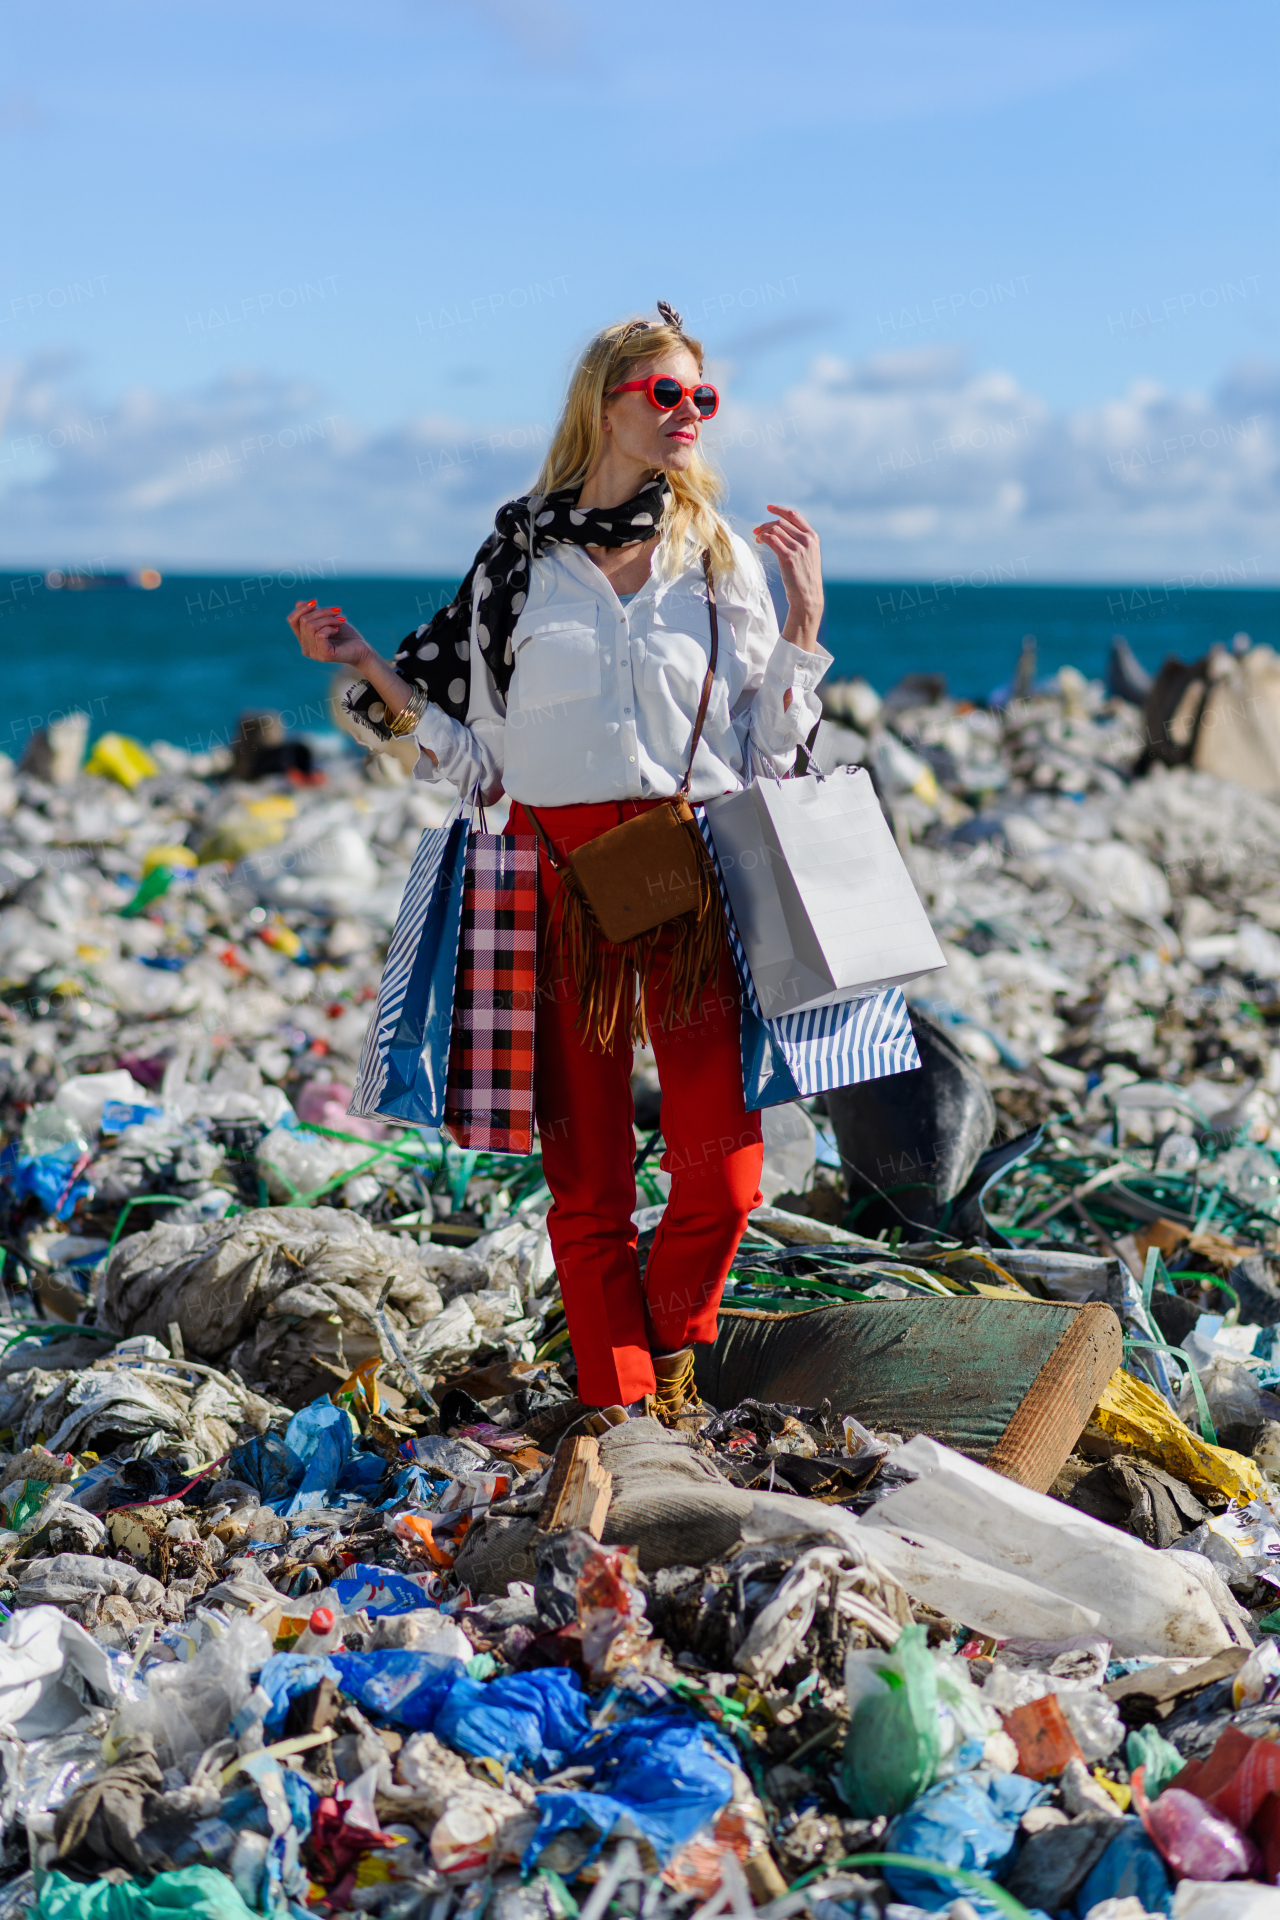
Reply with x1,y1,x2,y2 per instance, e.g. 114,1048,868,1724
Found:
1,0,1277,581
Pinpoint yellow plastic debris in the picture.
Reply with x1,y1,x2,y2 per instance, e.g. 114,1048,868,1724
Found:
245,795,297,821
141,844,198,874
197,814,288,864
1093,1769,1131,1811
260,920,303,957
1092,1368,1264,1504
84,732,159,789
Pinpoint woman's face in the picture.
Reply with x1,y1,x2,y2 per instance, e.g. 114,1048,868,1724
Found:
600,346,705,475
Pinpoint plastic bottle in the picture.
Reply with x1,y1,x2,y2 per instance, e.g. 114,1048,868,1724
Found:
293,1605,342,1655
1133,1768,1261,1881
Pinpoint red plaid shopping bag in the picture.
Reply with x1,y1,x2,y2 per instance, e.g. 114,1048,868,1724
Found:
442,834,539,1153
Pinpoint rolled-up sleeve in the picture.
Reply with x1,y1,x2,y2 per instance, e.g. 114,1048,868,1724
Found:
749,635,833,760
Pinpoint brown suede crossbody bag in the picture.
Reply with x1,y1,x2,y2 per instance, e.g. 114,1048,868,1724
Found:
527,552,721,945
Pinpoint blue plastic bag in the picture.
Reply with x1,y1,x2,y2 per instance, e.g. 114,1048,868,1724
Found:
434,1668,594,1771
0,1141,94,1221
330,1650,466,1729
336,1453,388,1494
225,1431,304,1505
885,1770,1044,1911
378,1464,445,1509
281,1400,355,1517
258,1652,341,1735
350,806,471,1124
1074,1819,1173,1917
524,1711,736,1870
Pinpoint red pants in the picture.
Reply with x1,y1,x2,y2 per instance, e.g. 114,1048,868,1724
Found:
508,800,764,1408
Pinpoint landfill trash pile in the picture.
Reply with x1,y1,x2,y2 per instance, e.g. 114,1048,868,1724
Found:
6,662,1280,1913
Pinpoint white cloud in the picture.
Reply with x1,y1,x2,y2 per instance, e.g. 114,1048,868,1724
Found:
0,348,1275,582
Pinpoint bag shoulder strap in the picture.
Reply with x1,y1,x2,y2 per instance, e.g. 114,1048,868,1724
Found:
523,804,564,870
679,550,720,796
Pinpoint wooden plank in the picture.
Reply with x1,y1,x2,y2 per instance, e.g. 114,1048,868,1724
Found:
539,1434,612,1537
986,1302,1124,1492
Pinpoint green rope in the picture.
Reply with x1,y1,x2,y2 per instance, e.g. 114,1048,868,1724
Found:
733,1271,874,1301
1123,1334,1217,1445
104,1194,193,1257
1174,1269,1241,1314
788,1852,1034,1920
2,1322,115,1351
292,1117,426,1166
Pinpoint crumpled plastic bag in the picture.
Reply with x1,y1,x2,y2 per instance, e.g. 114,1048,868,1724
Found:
882,1768,1045,1910
330,1654,593,1777
37,1865,257,1920
328,1650,466,1731
842,1623,942,1816
109,1617,272,1770
0,1605,123,1739
1177,1356,1263,1442
223,1430,304,1505
433,1668,593,1771
279,1398,355,1516
733,1542,904,1685
1074,1816,1174,1918
257,1650,342,1734
96,1206,443,1407
523,1710,737,1870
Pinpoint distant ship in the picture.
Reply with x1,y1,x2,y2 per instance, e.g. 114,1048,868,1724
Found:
45,568,162,590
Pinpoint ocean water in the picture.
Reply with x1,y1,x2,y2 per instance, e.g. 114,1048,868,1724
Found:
0,569,1275,758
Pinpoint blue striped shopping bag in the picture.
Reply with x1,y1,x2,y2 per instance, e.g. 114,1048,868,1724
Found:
349,802,471,1125
696,812,920,1111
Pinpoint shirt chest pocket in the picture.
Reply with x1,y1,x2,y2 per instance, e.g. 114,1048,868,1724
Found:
510,603,600,709
639,624,732,732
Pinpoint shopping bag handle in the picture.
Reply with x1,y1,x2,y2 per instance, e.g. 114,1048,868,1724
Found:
794,716,822,777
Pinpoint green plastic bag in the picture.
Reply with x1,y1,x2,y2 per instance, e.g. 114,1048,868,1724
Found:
842,1623,942,1816
1126,1723,1183,1796
9,1480,50,1529
37,1867,256,1920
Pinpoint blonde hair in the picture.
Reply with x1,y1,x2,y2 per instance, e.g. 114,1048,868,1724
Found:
531,315,735,578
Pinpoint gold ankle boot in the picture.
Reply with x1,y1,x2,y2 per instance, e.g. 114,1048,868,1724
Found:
650,1348,709,1430
582,1404,631,1437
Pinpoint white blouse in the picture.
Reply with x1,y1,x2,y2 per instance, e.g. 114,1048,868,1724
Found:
412,532,832,807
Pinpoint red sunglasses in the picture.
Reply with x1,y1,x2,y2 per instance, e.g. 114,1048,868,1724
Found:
608,373,719,419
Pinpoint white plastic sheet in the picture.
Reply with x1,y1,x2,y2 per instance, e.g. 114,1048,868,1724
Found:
861,1435,1232,1659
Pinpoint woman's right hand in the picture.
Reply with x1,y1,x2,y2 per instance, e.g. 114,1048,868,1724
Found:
287,599,372,668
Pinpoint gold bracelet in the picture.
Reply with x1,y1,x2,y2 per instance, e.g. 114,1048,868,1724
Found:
388,687,429,736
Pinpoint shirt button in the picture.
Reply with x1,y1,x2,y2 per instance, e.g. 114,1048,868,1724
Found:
629,755,636,763
623,707,632,715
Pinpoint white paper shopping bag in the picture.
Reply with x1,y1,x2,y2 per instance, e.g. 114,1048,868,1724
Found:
704,767,946,1017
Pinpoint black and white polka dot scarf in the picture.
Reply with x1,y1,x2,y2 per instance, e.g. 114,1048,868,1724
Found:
344,477,670,738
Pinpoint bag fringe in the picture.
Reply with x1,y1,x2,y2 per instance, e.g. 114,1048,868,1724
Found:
548,826,726,1051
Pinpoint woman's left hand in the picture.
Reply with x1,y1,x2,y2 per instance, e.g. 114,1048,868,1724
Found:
753,504,823,651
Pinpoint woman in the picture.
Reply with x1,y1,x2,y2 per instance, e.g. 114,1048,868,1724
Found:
288,304,830,1432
